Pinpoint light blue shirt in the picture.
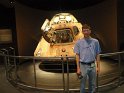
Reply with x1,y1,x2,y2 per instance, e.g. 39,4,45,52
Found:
74,38,101,63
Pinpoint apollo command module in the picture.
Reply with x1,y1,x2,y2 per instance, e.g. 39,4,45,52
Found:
34,13,84,62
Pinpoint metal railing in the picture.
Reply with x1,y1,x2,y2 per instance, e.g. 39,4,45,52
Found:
0,48,124,93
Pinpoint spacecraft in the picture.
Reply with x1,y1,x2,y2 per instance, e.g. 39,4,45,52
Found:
34,13,83,61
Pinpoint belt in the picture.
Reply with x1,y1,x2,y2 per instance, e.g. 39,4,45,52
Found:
80,61,95,65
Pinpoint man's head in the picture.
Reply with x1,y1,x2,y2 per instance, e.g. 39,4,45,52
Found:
82,24,91,38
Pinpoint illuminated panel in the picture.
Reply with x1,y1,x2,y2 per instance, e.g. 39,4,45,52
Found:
0,29,12,43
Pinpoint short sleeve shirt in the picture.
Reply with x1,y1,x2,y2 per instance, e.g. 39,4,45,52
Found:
74,38,101,63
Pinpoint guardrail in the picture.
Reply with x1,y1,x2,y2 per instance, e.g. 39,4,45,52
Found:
0,48,124,93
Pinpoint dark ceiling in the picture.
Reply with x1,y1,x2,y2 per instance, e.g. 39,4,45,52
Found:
0,0,107,10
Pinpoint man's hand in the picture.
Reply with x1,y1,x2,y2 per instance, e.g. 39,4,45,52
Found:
77,67,81,74
77,67,83,79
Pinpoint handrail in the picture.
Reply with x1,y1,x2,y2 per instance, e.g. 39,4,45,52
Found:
1,51,124,58
100,51,124,57
0,50,124,92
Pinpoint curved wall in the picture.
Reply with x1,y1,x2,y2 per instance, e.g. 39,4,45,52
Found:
15,0,117,55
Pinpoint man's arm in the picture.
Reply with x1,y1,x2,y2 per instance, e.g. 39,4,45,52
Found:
95,40,101,73
96,54,100,73
76,53,80,74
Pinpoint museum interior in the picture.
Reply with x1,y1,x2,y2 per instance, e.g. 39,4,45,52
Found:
0,0,124,93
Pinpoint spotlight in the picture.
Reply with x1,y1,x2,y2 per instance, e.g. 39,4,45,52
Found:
9,0,16,7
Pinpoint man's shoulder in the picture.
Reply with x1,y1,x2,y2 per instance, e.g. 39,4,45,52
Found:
91,38,99,42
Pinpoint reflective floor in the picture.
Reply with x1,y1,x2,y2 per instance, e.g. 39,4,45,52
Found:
0,58,124,93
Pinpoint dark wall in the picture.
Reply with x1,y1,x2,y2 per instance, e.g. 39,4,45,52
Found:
72,0,117,53
15,0,117,56
117,0,124,51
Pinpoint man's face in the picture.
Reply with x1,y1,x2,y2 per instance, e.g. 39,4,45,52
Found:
82,28,91,37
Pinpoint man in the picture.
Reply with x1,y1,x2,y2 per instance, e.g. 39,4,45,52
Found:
74,24,101,93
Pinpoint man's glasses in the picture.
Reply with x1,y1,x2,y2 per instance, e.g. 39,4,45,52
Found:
82,29,91,32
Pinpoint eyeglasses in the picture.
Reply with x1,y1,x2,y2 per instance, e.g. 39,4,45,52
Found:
82,29,91,32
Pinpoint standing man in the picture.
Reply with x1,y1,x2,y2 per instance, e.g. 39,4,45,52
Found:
74,24,101,93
